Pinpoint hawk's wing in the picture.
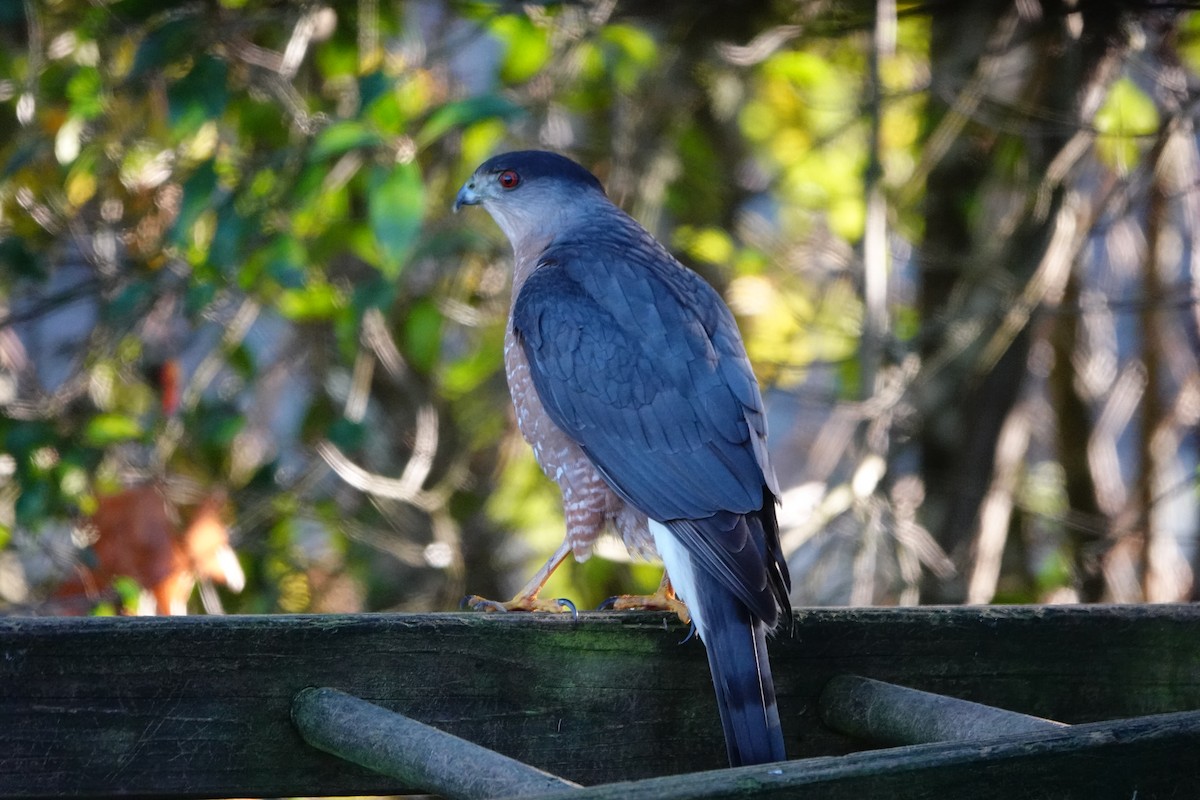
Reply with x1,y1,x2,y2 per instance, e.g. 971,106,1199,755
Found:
512,236,785,620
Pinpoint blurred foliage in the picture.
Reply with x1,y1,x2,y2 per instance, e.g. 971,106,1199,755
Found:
1094,76,1160,173
0,1,1197,615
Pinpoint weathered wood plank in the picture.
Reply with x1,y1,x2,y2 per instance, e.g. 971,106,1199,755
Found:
818,675,1066,745
1,605,1198,797
292,687,580,799
509,710,1200,800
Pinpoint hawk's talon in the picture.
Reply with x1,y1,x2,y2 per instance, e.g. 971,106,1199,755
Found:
462,595,511,613
461,593,577,615
596,575,691,626
679,621,698,644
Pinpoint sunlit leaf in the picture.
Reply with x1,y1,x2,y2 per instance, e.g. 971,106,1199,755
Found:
277,282,344,321
1094,76,1159,173
491,15,552,83
674,225,735,265
442,333,504,399
368,161,424,280
83,413,144,446
66,66,104,119
364,86,404,132
310,121,383,161
65,156,97,205
403,299,443,373
417,95,523,147
112,576,145,613
599,24,659,91
315,36,357,79
1177,12,1200,76
461,118,509,167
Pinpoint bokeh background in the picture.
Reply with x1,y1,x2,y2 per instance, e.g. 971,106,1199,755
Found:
0,0,1197,616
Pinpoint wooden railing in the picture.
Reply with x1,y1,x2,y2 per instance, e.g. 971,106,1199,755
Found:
3,605,1199,798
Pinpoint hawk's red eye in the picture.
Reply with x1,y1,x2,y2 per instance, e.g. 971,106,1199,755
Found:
497,170,520,189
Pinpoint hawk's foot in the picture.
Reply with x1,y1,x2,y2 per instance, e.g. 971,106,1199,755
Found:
462,594,578,617
598,583,690,626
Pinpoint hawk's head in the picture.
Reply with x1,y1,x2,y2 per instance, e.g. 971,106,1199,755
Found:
454,150,607,243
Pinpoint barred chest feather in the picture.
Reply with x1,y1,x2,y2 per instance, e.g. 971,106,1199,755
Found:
505,261,656,562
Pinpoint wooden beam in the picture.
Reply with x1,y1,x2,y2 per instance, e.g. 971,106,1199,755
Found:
2,605,1199,797
502,710,1200,800
818,675,1066,745
292,687,579,799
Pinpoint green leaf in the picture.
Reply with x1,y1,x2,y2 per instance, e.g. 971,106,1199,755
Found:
66,67,104,120
358,70,391,111
491,15,552,84
208,201,249,276
112,576,144,609
14,481,50,527
171,159,218,247
352,274,396,316
4,422,51,460
108,0,165,22
168,55,228,135
442,333,503,399
83,413,144,446
105,281,154,323
328,417,365,451
311,121,383,161
403,299,443,373
277,282,344,321
1094,76,1159,173
368,162,424,280
130,16,198,79
416,95,523,147
599,24,659,92
185,281,217,315
250,235,307,289
195,405,244,451
1177,13,1200,79
1095,77,1159,136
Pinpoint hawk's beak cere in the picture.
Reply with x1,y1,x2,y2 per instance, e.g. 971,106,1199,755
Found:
453,180,481,213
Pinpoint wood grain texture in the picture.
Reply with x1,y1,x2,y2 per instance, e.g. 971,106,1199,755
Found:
292,687,580,799
818,674,1066,745
512,710,1200,800
1,605,1198,797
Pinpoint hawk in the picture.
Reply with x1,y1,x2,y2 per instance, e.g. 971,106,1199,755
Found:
455,150,790,766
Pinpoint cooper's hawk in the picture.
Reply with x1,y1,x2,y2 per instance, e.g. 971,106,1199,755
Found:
455,150,791,766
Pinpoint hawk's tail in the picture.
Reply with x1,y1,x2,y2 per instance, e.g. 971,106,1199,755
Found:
693,580,785,766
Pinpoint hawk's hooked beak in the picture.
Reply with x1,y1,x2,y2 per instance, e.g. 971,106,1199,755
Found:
453,180,481,213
